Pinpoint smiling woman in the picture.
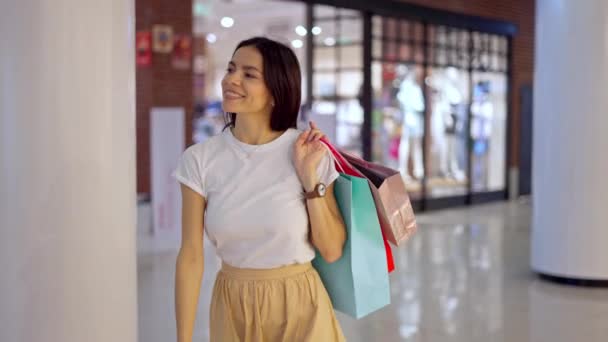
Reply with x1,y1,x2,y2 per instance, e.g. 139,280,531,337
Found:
173,36,346,342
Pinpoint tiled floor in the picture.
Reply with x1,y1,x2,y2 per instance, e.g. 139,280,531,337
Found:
137,200,608,342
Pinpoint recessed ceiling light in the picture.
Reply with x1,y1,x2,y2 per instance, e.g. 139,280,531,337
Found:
324,37,336,46
295,25,307,37
206,33,217,43
312,26,322,35
291,39,303,49
221,17,234,28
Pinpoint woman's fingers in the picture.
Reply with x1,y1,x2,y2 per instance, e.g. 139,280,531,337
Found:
307,130,323,143
306,122,325,143
297,130,311,146
306,129,314,143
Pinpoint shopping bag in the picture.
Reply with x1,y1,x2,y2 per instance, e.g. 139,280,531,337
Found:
312,174,391,319
341,153,418,246
321,140,396,273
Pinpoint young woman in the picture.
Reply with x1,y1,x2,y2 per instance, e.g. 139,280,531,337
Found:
174,37,347,342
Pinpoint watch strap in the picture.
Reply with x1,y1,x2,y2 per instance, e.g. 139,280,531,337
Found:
304,183,324,199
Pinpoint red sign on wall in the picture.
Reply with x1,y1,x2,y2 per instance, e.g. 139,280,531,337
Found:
136,31,152,67
172,34,192,70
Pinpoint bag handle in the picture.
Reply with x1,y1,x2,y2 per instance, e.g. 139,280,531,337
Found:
320,138,368,177
319,139,346,174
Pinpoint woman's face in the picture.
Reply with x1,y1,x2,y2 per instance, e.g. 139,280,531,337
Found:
221,46,273,116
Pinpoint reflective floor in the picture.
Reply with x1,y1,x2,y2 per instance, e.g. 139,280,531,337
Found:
137,200,608,342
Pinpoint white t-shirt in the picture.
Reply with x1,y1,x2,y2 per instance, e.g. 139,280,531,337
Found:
173,128,339,269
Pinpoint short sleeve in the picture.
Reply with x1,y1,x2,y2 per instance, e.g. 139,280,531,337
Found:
172,145,206,197
316,149,340,186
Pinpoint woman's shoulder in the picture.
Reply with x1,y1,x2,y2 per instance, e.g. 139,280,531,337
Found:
278,128,306,149
183,132,228,158
284,127,304,141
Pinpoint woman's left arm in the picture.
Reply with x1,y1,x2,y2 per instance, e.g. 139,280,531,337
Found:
304,181,346,263
294,121,346,263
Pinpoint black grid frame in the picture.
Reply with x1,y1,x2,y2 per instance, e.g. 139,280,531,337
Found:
300,0,516,211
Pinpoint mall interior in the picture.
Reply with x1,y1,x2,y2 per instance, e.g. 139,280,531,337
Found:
1,0,608,341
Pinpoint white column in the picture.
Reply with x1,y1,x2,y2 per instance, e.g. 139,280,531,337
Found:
0,1,137,341
532,0,608,279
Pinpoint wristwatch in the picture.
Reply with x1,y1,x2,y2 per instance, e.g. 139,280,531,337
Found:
304,183,327,200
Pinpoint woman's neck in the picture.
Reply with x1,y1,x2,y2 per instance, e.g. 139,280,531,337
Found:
231,114,284,145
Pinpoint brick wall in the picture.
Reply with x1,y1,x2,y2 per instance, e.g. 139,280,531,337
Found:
397,0,535,168
136,0,193,195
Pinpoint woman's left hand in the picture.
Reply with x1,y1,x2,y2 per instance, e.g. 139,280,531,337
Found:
293,121,327,192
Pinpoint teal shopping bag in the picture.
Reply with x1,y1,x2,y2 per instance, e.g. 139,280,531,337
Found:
312,174,391,319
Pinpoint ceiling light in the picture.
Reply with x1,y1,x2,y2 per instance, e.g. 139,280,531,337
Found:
206,33,217,43
221,17,234,28
291,39,303,49
295,25,307,36
312,26,322,35
324,37,336,46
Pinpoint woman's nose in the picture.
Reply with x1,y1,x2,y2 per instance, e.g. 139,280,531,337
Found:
224,72,241,86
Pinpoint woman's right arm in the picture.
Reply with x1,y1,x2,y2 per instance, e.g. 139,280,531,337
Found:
175,184,206,342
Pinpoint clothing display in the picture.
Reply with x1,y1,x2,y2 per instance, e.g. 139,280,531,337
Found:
173,128,339,269
397,76,425,138
471,87,494,141
432,68,466,181
471,81,495,189
396,72,425,179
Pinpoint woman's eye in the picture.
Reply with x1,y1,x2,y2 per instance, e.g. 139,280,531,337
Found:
245,73,255,78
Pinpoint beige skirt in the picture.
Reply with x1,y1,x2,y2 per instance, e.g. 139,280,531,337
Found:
210,262,346,342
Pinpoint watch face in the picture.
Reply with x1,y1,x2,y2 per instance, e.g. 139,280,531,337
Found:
317,183,327,196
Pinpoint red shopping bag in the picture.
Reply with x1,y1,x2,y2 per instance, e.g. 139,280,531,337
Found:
321,139,396,274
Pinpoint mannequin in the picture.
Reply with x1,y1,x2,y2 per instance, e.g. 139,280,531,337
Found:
470,81,494,189
396,66,425,180
437,67,466,181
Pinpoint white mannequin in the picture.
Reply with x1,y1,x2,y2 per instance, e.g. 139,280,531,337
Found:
430,86,449,176
396,67,425,180
438,67,466,181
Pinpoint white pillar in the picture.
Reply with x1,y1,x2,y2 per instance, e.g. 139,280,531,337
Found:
0,1,137,341
532,0,608,280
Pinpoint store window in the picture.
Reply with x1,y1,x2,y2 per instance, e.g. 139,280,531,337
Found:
309,5,365,157
370,16,510,200
469,33,508,192
371,17,426,199
425,26,471,198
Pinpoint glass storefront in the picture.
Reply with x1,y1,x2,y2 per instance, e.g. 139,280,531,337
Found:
425,66,470,198
193,0,513,209
309,5,365,157
364,14,511,204
371,61,426,199
470,72,508,192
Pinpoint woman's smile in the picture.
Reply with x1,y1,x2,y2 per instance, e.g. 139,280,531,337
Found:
223,90,245,100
